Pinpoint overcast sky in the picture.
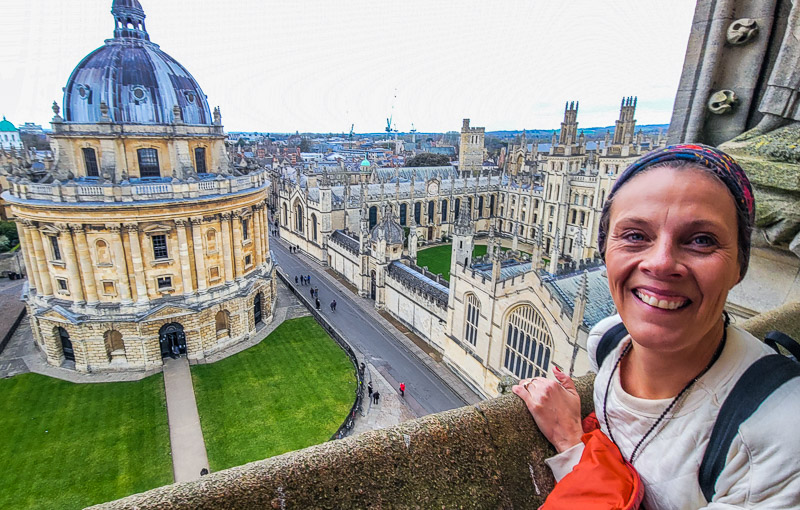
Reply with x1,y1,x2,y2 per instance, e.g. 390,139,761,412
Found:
0,0,696,134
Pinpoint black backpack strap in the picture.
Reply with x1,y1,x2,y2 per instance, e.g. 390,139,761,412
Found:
595,322,628,368
764,331,800,360
698,354,800,502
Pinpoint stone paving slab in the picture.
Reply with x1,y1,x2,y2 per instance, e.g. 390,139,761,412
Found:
163,356,209,482
350,362,417,436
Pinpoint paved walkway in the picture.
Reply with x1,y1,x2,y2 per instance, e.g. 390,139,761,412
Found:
163,356,209,482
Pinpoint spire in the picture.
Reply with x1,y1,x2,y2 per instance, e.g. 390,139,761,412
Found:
111,0,150,41
454,197,473,236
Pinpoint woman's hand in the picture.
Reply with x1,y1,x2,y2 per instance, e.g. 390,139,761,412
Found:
512,366,584,453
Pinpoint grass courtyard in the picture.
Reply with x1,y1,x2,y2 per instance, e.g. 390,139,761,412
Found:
0,373,171,510
191,316,357,471
416,244,490,281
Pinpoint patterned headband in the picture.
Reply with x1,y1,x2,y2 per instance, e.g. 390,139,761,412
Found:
598,143,755,256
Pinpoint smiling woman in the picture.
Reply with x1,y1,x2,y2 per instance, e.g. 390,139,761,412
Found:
513,144,800,509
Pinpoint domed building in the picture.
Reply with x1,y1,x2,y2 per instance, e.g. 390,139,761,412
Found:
1,0,275,372
0,117,24,151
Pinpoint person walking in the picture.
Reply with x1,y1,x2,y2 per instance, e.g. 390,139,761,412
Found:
314,287,319,298
295,275,298,284
373,391,380,405
331,299,337,312
307,275,311,284
310,288,314,299
315,298,321,310
367,381,373,399
399,382,405,397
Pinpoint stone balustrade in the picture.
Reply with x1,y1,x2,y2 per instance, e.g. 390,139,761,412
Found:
5,170,269,205
89,303,797,508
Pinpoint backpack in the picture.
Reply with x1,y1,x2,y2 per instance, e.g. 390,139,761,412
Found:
596,324,800,502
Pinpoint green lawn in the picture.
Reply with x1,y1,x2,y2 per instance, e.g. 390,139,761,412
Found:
191,317,357,471
0,373,171,510
417,244,490,281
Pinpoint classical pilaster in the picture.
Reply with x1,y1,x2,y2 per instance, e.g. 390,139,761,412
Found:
220,212,234,282
108,224,133,304
70,224,98,305
17,222,39,293
54,224,85,304
124,223,148,303
252,206,264,266
260,206,271,257
175,219,195,295
231,211,244,278
28,223,53,297
190,217,207,292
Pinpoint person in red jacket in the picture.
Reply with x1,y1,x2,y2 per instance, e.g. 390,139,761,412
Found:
399,382,405,397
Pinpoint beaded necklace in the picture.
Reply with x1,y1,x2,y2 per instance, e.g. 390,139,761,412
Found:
602,316,729,464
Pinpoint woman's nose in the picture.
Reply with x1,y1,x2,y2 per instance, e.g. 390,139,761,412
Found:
640,237,684,278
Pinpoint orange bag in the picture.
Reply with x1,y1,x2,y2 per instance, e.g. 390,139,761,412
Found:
540,412,644,510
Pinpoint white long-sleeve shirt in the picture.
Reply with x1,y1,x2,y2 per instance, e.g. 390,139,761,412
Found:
545,315,800,509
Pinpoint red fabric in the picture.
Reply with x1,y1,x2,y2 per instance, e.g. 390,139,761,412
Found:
540,428,645,510
582,411,600,433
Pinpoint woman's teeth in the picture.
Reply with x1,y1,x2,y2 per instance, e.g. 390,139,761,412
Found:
635,289,687,310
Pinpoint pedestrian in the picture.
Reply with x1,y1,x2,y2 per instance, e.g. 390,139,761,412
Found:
373,391,380,405
295,275,298,284
399,382,405,397
315,298,320,310
314,287,319,298
307,274,311,284
330,300,335,312
310,288,314,299
367,381,373,399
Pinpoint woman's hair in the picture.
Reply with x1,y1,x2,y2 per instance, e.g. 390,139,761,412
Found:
597,144,755,280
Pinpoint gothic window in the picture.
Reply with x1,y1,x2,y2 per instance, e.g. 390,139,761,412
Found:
137,148,160,178
194,147,207,174
282,204,288,226
600,190,606,208
549,206,555,218
521,211,526,222
369,206,378,230
399,203,407,226
454,198,461,219
95,239,111,265
464,293,480,346
152,234,168,260
50,236,61,261
414,202,421,224
440,200,447,222
82,147,99,177
427,201,434,222
573,194,579,205
242,218,250,241
503,304,553,379
206,229,217,252
489,195,496,216
582,195,588,206
548,222,553,233
571,210,577,224
580,211,587,226
295,204,304,232
311,213,318,241
478,196,484,217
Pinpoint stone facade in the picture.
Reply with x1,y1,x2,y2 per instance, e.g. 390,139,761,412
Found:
0,0,275,373
458,118,485,176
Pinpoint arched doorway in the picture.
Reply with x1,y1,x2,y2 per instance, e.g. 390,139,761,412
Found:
58,327,74,361
159,323,186,358
370,270,376,300
254,292,263,325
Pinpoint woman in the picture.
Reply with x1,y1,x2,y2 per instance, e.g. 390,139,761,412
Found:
513,144,800,508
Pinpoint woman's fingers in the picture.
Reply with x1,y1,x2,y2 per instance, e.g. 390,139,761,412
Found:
552,366,578,395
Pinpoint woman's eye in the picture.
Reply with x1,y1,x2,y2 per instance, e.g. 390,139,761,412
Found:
691,235,716,247
623,232,645,242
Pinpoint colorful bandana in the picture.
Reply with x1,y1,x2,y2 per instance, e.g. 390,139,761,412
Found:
598,143,755,260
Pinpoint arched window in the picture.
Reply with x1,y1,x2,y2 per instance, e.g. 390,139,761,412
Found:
490,195,496,216
282,203,288,226
477,196,484,218
399,203,407,226
413,202,421,224
104,330,124,355
311,213,318,241
440,199,448,222
95,239,111,265
215,310,230,337
454,198,461,219
368,206,378,230
137,148,160,178
295,203,304,232
600,189,606,208
427,201,434,222
206,229,218,252
464,294,480,346
503,305,553,379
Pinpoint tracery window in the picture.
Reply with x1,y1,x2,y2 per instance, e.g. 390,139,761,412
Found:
464,293,480,346
503,304,553,379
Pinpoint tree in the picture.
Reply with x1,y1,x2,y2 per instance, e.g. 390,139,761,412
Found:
299,137,311,152
0,221,19,249
405,152,450,167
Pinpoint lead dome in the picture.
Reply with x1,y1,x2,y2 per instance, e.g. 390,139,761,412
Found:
63,0,212,125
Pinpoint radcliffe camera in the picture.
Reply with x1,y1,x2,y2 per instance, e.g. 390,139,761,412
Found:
0,1,798,508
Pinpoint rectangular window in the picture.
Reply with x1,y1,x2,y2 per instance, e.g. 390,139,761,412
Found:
549,206,554,218
50,236,62,261
82,147,99,177
102,281,116,295
152,234,168,259
157,276,172,290
580,211,586,226
242,218,249,240
208,266,220,281
245,254,252,267
137,148,160,178
57,278,68,292
548,222,553,233
194,147,207,173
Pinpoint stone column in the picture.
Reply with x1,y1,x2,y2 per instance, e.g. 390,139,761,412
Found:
220,212,234,282
55,224,85,304
71,224,99,305
175,219,195,295
252,206,264,265
28,224,53,297
124,223,149,303
17,222,39,293
190,217,207,292
108,224,133,304
231,212,244,278
260,206,271,257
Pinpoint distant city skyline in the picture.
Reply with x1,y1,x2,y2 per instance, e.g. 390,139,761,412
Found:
1,0,696,133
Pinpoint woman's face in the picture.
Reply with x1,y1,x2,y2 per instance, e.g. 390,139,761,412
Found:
605,166,740,353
